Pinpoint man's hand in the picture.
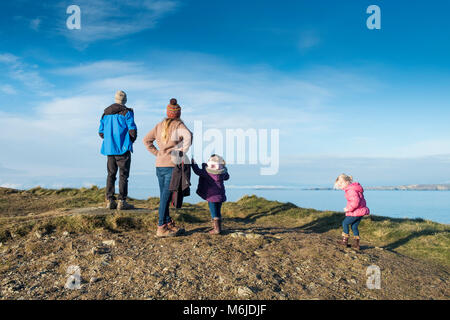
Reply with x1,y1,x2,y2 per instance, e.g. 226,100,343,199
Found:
99,133,104,139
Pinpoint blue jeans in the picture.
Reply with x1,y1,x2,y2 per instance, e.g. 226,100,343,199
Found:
156,167,174,226
208,202,222,219
342,216,362,236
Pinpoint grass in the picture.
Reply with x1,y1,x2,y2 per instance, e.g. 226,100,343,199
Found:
0,188,449,268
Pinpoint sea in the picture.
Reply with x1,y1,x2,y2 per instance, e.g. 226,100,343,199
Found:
128,185,450,224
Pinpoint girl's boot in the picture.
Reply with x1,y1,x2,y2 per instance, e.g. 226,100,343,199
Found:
337,233,350,247
208,218,222,235
352,236,360,250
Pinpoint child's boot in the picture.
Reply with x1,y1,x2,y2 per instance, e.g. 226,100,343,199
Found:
337,233,350,247
208,218,222,235
352,236,360,250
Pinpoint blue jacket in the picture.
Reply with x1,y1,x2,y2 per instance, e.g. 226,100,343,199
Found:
99,104,137,156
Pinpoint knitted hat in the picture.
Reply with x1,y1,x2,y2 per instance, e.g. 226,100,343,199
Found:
167,98,181,119
206,154,226,175
115,90,127,105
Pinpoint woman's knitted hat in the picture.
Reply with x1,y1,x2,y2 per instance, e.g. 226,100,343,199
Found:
206,154,226,175
167,98,181,119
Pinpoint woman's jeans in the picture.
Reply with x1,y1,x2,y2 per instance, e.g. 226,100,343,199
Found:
208,202,222,219
156,167,174,226
342,216,362,236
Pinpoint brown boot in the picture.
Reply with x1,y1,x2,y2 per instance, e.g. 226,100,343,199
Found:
156,224,177,238
352,236,360,250
117,200,135,210
337,233,350,247
167,218,185,235
208,218,222,235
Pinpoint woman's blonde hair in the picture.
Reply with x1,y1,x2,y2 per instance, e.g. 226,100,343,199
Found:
334,174,353,188
161,118,183,142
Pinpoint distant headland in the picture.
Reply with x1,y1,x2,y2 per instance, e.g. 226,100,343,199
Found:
305,184,450,191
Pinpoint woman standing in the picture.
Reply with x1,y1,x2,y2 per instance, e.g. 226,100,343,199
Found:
143,99,192,237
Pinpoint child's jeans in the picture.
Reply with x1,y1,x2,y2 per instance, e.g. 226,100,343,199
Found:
342,216,362,236
208,202,222,219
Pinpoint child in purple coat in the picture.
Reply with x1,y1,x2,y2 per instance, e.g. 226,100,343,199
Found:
192,154,229,235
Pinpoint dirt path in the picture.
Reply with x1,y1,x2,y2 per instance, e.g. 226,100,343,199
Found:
1,207,448,300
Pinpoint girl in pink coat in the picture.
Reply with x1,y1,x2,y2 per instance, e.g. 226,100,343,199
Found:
334,174,370,250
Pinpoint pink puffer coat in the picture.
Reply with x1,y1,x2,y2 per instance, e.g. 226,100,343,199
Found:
344,182,370,217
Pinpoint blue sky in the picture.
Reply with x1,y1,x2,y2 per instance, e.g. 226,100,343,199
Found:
1,0,450,193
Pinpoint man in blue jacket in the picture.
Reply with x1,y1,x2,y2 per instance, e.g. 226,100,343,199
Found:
99,90,137,210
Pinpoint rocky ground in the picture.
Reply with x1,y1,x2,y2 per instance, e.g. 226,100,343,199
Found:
1,206,449,300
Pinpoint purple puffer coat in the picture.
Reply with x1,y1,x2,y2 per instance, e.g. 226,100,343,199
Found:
192,163,229,202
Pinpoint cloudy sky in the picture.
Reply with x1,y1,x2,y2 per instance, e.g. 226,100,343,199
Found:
1,0,450,194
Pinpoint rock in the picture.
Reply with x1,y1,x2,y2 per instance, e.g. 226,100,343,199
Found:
245,233,263,240
102,240,116,247
237,286,253,297
35,231,42,239
91,246,111,255
90,277,101,283
231,232,245,238
62,231,69,236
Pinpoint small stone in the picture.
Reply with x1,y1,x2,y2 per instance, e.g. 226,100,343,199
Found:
237,286,253,297
62,231,69,236
90,277,100,283
91,246,111,255
35,231,42,239
231,232,245,238
245,233,263,240
102,240,116,247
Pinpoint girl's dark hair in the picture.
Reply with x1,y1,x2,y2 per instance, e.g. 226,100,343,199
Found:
170,98,178,105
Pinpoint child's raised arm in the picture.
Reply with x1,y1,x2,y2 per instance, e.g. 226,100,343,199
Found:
191,159,207,177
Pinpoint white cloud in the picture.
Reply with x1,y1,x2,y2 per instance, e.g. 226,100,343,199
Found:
0,183,23,189
298,30,321,52
30,18,41,31
59,0,179,43
53,61,144,77
0,84,17,95
0,52,52,95
4,51,444,187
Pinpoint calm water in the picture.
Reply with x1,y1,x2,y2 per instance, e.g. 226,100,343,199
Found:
128,187,450,224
